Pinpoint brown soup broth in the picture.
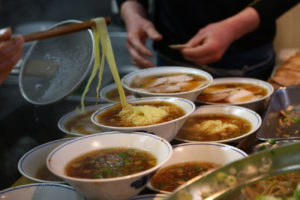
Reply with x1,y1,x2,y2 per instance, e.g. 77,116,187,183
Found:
130,73,207,92
36,164,62,181
65,147,157,179
105,88,132,101
64,109,102,135
96,101,185,127
197,83,267,103
177,113,252,141
151,161,220,192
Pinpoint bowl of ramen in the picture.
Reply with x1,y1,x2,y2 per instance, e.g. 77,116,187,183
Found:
129,194,167,200
0,183,87,200
58,104,107,136
18,138,73,183
147,142,247,194
176,105,262,143
91,97,195,142
121,66,213,101
47,132,172,200
100,83,136,103
196,77,274,111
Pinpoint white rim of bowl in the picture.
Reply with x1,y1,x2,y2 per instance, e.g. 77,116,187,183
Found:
121,66,213,96
175,105,262,143
196,77,274,105
0,183,86,198
90,97,195,130
57,104,109,136
18,138,74,183
100,83,135,103
147,142,248,194
47,131,173,183
129,194,167,200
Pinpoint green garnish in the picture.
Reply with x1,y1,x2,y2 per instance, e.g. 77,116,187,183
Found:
293,117,300,123
268,139,276,145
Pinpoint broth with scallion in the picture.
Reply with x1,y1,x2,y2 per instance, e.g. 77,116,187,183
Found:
151,161,220,192
177,113,252,141
65,147,157,179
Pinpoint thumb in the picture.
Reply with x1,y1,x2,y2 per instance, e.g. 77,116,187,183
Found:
0,28,12,42
143,23,162,41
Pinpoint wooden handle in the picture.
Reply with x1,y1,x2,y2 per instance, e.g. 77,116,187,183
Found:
22,17,111,42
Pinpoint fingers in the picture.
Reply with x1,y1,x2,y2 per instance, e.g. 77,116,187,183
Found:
126,42,155,68
0,46,23,84
0,28,12,42
143,22,162,41
127,30,153,57
0,36,24,63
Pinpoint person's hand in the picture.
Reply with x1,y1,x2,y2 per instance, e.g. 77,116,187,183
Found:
181,21,236,65
0,28,24,84
181,7,260,66
120,1,162,68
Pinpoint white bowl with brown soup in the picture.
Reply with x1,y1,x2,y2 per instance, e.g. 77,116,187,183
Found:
47,132,172,200
147,143,247,194
91,97,195,142
176,105,262,143
121,66,213,102
58,104,107,136
18,138,73,183
196,77,274,111
100,83,136,103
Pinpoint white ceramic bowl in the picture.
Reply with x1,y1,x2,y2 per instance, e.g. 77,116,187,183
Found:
18,138,73,183
0,183,86,200
129,194,167,200
147,142,247,194
175,105,262,143
100,83,136,103
196,77,274,111
91,97,195,142
47,132,172,200
58,104,108,137
121,66,213,102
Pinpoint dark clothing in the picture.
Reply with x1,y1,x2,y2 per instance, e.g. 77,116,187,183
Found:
118,0,300,78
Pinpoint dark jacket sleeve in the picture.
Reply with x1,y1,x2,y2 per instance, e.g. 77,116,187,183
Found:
250,0,300,25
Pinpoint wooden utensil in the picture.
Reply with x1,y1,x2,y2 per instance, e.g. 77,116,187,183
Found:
169,44,190,50
21,17,111,42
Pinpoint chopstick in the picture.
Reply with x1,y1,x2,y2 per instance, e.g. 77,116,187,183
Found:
21,17,111,42
169,44,190,50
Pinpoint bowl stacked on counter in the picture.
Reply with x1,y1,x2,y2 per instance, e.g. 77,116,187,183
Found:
7,66,276,200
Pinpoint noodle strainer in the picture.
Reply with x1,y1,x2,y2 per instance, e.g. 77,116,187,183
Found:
19,20,94,105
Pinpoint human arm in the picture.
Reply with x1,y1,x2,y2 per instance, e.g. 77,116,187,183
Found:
181,0,299,66
0,28,24,85
181,7,260,65
120,0,162,68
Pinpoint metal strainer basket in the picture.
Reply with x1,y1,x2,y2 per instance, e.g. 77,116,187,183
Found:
19,20,94,105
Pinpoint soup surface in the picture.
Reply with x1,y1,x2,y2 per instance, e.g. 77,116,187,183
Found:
96,101,185,127
64,109,102,135
130,73,208,93
65,147,157,179
105,88,133,101
177,113,252,141
36,164,62,181
197,83,268,103
151,161,220,192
